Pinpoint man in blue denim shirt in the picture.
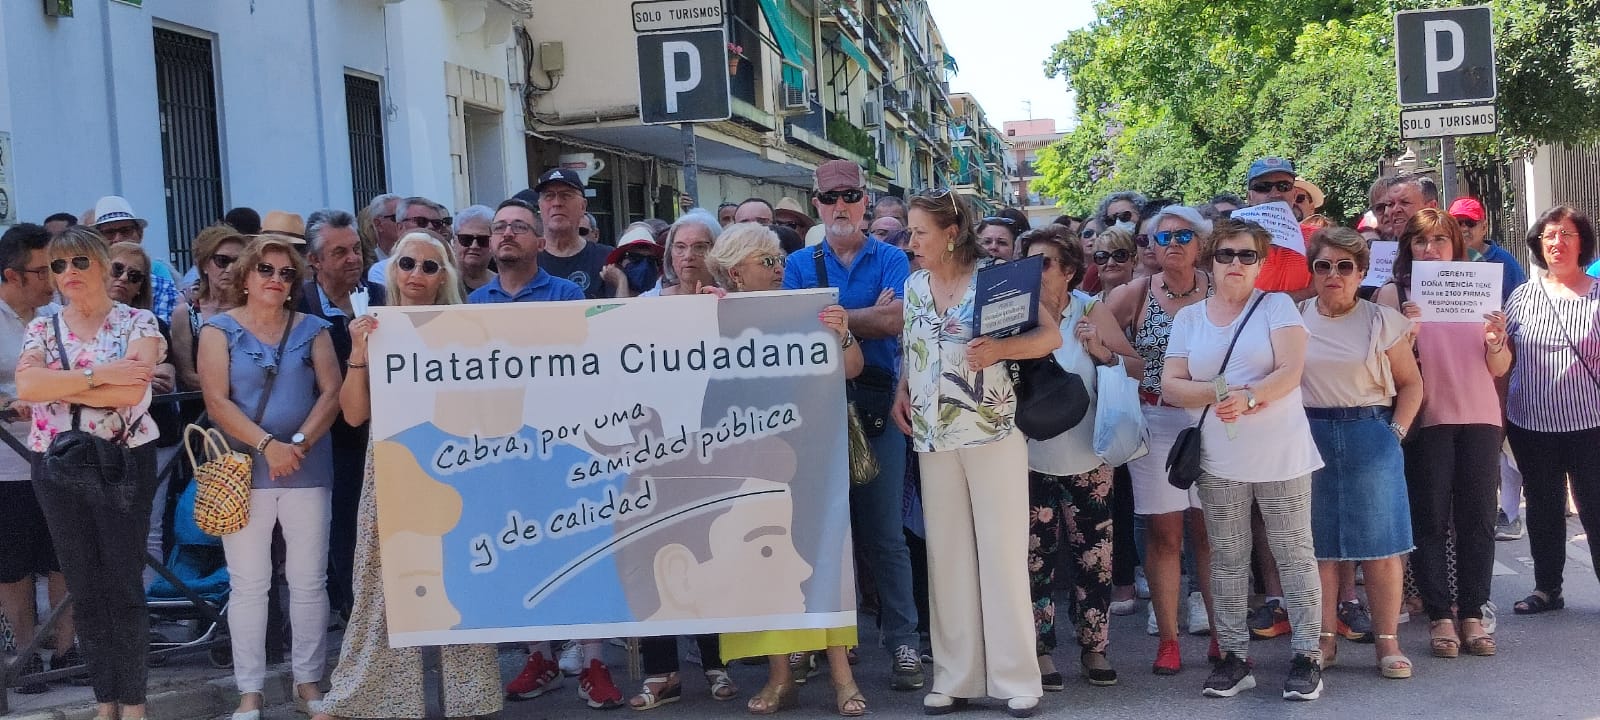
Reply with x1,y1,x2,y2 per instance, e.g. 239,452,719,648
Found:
783,160,923,691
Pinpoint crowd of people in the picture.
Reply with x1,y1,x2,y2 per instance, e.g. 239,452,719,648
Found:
1,153,1596,720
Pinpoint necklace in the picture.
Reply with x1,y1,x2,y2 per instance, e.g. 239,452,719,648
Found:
1162,273,1201,300
1317,299,1358,319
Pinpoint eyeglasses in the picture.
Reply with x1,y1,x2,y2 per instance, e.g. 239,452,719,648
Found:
491,221,534,236
1542,229,1579,242
1311,259,1359,276
1103,210,1135,225
1371,202,1394,214
1093,249,1133,265
254,262,299,283
110,262,147,284
13,265,49,279
210,253,238,269
49,256,92,274
1457,219,1479,229
982,216,1016,225
815,188,865,205
672,242,713,257
1134,234,1151,248
1212,248,1261,265
457,234,492,248
404,216,452,232
623,252,658,265
396,256,443,275
1250,180,1295,194
1153,229,1195,247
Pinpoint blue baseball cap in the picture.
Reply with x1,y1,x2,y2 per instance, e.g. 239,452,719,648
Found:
1246,157,1296,183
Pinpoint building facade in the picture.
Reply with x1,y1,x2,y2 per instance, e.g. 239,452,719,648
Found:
1002,118,1066,227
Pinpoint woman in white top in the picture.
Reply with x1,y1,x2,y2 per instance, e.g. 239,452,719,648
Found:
1162,219,1325,701
1020,226,1143,690
891,190,1060,718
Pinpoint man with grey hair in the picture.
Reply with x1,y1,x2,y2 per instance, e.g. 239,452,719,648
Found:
365,193,403,263
1377,174,1438,242
872,194,907,225
532,169,612,299
369,196,449,285
299,208,387,618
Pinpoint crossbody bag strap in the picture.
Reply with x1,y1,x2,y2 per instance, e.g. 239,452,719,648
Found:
1537,281,1600,387
52,312,142,442
812,245,829,289
251,311,297,426
1194,292,1270,427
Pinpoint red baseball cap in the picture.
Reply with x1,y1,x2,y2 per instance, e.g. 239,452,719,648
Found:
1447,197,1486,223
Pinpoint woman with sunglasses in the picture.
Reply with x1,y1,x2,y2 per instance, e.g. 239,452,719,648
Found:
702,223,866,716
312,231,500,720
1103,204,1215,674
172,224,246,391
1020,227,1142,691
451,205,497,295
1297,227,1422,679
1091,226,1139,297
1162,218,1324,700
893,190,1060,718
16,227,165,720
199,235,344,720
1096,191,1146,232
1374,209,1509,659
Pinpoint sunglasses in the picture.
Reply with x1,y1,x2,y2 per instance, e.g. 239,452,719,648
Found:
1294,194,1310,204
254,262,299,283
1134,234,1151,248
396,256,443,275
457,233,492,248
1212,248,1262,265
404,216,452,232
920,188,961,215
578,227,591,237
210,253,238,269
49,256,92,274
754,255,783,269
1103,210,1135,225
775,220,802,230
98,224,140,240
624,252,659,265
1457,219,1479,230
1153,229,1195,247
1250,180,1295,194
1311,259,1359,276
1080,228,1098,240
111,262,147,284
1093,249,1134,265
815,188,865,205
983,216,1016,225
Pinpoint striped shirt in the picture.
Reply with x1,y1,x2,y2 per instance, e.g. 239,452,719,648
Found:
1506,278,1600,432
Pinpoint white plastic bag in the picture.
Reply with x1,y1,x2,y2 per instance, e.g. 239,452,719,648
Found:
1093,356,1149,466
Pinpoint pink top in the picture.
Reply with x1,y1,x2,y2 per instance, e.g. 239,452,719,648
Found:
1415,321,1501,428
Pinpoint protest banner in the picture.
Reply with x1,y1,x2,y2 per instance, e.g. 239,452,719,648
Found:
1410,260,1502,322
1362,241,1400,288
364,290,854,647
1227,201,1304,254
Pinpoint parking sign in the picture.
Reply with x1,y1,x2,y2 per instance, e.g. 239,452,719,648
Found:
1395,6,1496,107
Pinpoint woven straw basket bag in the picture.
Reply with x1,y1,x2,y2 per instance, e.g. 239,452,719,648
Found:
187,424,254,536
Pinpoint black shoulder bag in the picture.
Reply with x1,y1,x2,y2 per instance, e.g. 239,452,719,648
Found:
815,246,896,438
1009,299,1091,441
41,314,146,513
1166,293,1267,490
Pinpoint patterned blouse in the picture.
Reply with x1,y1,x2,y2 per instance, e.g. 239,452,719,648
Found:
902,269,1016,453
21,303,166,452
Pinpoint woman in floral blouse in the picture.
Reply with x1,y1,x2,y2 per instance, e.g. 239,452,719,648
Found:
891,190,1061,718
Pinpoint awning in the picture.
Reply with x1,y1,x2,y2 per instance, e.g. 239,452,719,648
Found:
831,33,871,70
756,0,809,88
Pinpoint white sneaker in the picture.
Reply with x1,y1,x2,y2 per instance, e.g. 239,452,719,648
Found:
1187,591,1211,636
558,640,583,677
1147,603,1159,636
1134,567,1151,600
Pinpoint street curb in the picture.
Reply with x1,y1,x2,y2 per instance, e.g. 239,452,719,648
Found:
8,668,295,720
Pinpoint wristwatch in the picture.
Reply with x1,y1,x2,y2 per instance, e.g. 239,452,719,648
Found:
1244,389,1258,410
290,432,307,447
840,332,856,349
83,367,96,388
1389,422,1409,441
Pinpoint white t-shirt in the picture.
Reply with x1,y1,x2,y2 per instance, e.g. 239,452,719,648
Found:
1028,291,1104,477
1166,291,1323,483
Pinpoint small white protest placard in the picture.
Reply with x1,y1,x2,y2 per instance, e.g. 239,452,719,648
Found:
1363,241,1400,288
1228,201,1304,254
1410,260,1502,322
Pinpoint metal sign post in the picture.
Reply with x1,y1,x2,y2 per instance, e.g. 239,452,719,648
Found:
635,0,727,212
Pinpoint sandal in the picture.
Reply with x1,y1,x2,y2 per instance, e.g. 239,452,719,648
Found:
1429,619,1459,658
1375,634,1412,679
788,652,819,684
1513,590,1564,615
1318,632,1338,669
833,681,867,717
747,679,799,715
706,669,739,701
628,673,682,711
1459,620,1496,657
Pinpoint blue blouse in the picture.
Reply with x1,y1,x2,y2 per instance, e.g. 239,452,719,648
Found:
206,312,334,489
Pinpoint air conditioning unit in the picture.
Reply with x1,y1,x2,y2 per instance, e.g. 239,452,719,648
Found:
781,70,810,111
863,100,882,127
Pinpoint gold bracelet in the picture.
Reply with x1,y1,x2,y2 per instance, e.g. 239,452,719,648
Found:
348,362,369,369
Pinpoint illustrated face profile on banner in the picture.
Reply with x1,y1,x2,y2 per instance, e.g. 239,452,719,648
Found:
365,290,855,647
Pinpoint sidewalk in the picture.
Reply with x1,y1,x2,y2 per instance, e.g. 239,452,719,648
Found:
3,660,294,720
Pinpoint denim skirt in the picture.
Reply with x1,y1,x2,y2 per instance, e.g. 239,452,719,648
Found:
1306,407,1414,560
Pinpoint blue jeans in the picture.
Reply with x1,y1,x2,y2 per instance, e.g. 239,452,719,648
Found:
853,421,919,651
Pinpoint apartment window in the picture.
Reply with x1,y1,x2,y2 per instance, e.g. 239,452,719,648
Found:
345,74,388,210
154,28,223,271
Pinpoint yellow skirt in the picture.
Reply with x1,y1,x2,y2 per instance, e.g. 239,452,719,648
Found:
720,626,858,664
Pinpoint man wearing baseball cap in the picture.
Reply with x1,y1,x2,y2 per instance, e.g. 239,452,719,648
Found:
781,160,925,692
1449,197,1525,301
531,168,612,300
1243,158,1313,300
91,195,181,321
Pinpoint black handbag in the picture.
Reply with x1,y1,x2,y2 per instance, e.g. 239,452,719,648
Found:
1165,293,1266,490
40,314,144,513
1010,354,1090,440
814,246,895,437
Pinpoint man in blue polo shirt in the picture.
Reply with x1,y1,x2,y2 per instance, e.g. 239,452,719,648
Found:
468,198,584,304
783,160,923,692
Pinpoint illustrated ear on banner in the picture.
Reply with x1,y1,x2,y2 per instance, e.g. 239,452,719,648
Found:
651,543,700,618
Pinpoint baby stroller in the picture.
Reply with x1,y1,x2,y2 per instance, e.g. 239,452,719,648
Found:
146,476,233,668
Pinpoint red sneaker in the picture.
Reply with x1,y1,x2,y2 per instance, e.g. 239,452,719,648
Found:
506,651,564,700
578,659,624,709
1152,638,1182,675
